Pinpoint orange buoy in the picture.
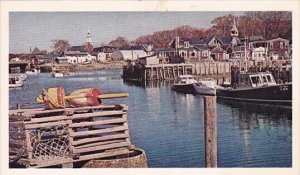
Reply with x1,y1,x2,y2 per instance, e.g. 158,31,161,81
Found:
66,88,101,107
36,87,129,109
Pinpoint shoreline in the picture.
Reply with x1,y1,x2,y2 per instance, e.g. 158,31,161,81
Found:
42,61,127,72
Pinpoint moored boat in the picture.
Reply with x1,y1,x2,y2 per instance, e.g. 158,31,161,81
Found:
51,71,71,78
9,76,23,88
171,75,216,95
217,72,292,106
25,68,40,74
193,78,216,95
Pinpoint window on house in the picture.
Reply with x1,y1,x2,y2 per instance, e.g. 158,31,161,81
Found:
285,42,288,49
191,52,195,57
280,42,283,49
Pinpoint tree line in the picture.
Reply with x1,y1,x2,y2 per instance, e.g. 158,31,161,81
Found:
17,11,291,56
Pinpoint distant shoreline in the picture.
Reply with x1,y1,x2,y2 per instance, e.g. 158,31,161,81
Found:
41,61,127,72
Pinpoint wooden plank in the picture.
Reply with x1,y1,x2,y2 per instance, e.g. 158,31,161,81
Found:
70,126,127,137
70,117,126,128
24,120,71,129
25,115,70,124
30,158,74,168
71,111,124,120
75,140,127,149
73,141,130,154
75,148,130,162
73,133,129,146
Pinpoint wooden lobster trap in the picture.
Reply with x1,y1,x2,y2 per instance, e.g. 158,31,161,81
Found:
9,104,132,168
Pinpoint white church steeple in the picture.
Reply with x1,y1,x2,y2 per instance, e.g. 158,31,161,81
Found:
86,30,93,44
230,16,239,37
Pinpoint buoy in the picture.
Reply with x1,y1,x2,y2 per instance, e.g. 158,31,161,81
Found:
36,87,129,109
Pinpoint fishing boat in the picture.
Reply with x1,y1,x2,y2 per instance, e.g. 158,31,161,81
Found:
217,72,292,106
9,76,23,88
171,75,216,95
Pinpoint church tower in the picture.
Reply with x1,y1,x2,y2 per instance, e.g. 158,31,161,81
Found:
230,17,239,37
86,30,93,45
230,16,239,47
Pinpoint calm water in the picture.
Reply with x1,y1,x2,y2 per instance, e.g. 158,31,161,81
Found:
9,69,292,167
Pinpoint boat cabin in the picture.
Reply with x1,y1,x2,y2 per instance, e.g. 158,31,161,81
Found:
175,75,197,84
239,72,276,88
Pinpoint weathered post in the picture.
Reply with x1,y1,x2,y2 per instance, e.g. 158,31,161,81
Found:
203,95,217,167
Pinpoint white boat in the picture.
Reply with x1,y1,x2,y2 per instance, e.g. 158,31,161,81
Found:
51,71,71,78
193,78,216,95
171,75,216,95
26,68,40,74
9,76,23,88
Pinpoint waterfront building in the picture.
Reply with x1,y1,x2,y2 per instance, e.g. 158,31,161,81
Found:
56,51,96,64
93,46,118,62
117,44,154,61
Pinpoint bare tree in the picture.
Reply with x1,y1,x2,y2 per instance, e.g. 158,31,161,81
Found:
109,37,130,48
52,39,71,55
211,14,235,37
245,11,291,39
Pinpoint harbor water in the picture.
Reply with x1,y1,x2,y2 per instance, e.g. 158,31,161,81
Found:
9,69,292,167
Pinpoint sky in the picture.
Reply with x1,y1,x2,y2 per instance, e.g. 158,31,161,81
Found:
9,12,244,53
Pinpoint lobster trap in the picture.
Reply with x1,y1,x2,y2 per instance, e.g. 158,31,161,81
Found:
9,105,132,168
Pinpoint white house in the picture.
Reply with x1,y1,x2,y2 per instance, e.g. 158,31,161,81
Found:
57,51,96,64
138,55,159,66
118,45,153,61
93,46,118,62
251,47,267,62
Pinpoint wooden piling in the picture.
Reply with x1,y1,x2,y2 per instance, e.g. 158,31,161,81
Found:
203,96,217,168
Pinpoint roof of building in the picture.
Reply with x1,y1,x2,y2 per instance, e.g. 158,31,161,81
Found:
249,35,265,42
93,46,117,53
68,45,86,52
119,45,147,51
64,51,88,55
211,46,226,53
194,44,209,50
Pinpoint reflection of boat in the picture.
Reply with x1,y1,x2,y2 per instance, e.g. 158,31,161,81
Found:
9,76,23,88
217,72,292,106
25,68,40,74
171,75,216,95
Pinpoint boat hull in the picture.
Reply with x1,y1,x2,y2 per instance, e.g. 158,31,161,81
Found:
171,83,196,94
217,83,292,106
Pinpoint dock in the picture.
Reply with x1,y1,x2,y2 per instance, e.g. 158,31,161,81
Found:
122,60,292,85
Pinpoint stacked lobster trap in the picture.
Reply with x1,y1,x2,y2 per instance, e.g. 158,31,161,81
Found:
9,104,133,168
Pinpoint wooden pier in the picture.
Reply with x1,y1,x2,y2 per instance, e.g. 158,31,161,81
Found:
123,60,292,85
9,104,140,168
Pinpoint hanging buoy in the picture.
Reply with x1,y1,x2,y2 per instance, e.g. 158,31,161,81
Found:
36,87,129,109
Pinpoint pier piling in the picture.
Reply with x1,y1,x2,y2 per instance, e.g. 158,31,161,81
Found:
203,96,217,168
